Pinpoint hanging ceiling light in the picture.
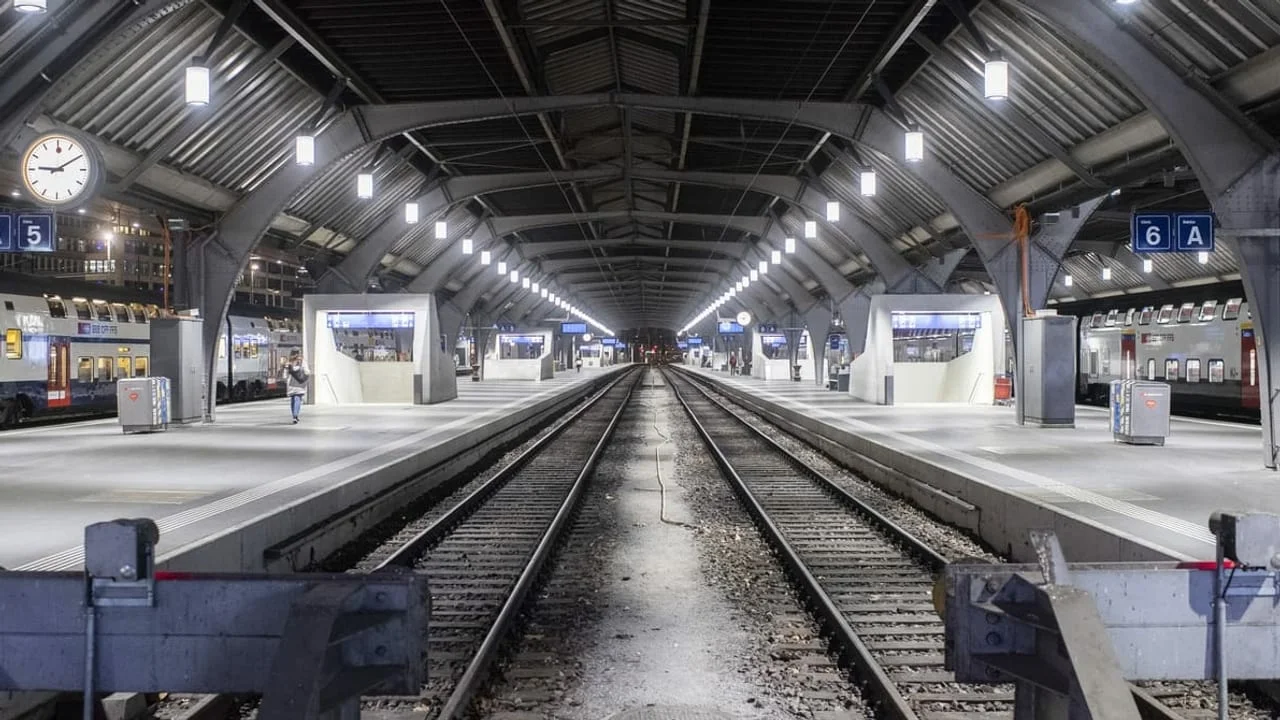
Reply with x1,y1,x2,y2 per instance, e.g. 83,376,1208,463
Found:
1063,274,1074,287
804,221,817,239
984,53,1010,100
860,169,877,197
531,281,539,293
480,249,491,265
435,221,447,240
1102,267,1112,281
405,202,420,224
522,277,530,289
1198,251,1210,264
541,288,548,298
462,238,474,255
750,269,758,281
759,260,768,274
904,125,925,163
294,135,315,166
784,237,796,254
185,60,210,106
729,287,737,296
1142,258,1153,273
13,0,48,12
356,173,373,199
826,201,840,222
510,270,519,283
771,250,782,264
497,261,507,275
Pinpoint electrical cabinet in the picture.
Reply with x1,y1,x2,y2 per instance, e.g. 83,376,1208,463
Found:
1020,315,1077,427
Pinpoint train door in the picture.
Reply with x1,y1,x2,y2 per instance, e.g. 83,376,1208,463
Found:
46,338,71,408
1242,325,1260,409
1120,331,1136,380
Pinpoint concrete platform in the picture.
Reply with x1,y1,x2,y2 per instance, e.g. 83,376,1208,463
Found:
2,367,628,572
678,366,1280,563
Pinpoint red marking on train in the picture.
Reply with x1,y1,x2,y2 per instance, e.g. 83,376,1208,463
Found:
154,571,197,581
1175,560,1234,571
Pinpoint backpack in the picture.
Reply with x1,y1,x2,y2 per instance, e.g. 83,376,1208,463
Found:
289,366,309,384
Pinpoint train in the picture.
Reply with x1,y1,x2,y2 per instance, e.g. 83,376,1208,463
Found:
1060,282,1260,422
0,272,301,426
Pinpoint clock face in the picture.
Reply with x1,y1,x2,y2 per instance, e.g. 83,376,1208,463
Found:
21,133,96,207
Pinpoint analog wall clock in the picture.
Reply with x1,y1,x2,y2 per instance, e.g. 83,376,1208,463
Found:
19,130,104,209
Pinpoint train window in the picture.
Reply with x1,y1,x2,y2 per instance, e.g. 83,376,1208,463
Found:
1155,304,1175,324
1146,358,1157,381
116,356,133,378
218,337,227,359
1176,302,1195,323
97,357,113,383
1186,358,1202,383
1124,308,1136,326
134,357,148,377
129,303,148,324
1198,300,1218,322
144,305,159,319
1165,358,1180,381
4,329,21,359
1089,312,1103,328
250,342,260,359
45,296,67,318
1223,298,1243,321
93,301,111,322
72,299,91,320
1138,307,1153,325
77,357,93,383
1208,359,1225,383
1105,310,1118,326
110,303,130,323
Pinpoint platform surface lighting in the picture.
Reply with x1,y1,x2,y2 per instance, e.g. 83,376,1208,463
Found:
497,261,507,274
826,201,840,222
759,260,768,274
1102,267,1112,281
771,250,782,264
784,237,796,254
404,202,420,224
1198,251,1210,264
356,173,373,199
294,135,315,166
804,221,817,239
905,127,924,162
462,238,474,255
185,62,210,106
860,169,877,197
984,56,1009,100
435,221,447,240
510,270,519,283
1064,274,1074,287
480,250,491,265
750,269,759,281
13,0,48,12
1142,258,1153,273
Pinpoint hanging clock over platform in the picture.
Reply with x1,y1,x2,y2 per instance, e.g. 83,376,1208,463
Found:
19,130,104,209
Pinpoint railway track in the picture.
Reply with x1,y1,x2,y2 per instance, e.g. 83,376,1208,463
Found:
663,368,1188,720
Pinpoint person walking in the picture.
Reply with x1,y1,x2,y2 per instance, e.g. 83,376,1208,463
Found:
282,350,310,424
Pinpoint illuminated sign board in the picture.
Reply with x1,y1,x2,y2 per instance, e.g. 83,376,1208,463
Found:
561,322,588,334
717,321,744,334
600,337,617,346
686,337,703,346
325,312,415,329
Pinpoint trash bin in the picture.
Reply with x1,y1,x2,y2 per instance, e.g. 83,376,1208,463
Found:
1110,380,1171,445
471,364,481,381
882,375,894,406
117,377,170,434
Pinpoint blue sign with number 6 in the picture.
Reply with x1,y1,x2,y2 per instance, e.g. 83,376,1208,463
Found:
1131,213,1173,253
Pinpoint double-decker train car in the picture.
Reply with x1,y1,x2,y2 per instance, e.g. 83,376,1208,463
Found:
1061,282,1260,422
0,272,300,425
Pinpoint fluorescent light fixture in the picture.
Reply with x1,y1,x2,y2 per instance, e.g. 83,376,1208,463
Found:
826,201,839,222
185,62,210,106
860,169,877,197
771,250,782,264
784,237,796,254
1110,188,1122,197
905,127,924,162
1142,258,1153,273
985,56,1009,100
1198,251,1209,264
294,135,315,166
1063,274,1074,287
541,288,548,298
434,221,447,239
729,287,736,296
462,238,474,255
404,202,420,224
480,250,491,265
497,261,507,274
750,269,758,281
522,277,530,289
532,282,540,293
356,173,373,199
804,221,817,239
510,270,519,283
1101,267,1112,281
759,260,768,274
13,0,48,12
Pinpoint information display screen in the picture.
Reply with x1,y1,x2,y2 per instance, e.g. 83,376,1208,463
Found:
889,312,981,331
677,342,688,350
561,322,588,334
717,321,744,334
759,334,786,346
601,337,617,346
326,311,415,329
686,337,703,346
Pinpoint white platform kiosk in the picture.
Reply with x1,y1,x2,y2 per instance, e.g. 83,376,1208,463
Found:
848,294,1005,405
302,294,458,405
750,326,814,381
485,327,554,380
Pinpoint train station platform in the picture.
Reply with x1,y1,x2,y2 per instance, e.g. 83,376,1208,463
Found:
677,366,1277,564
0,367,629,572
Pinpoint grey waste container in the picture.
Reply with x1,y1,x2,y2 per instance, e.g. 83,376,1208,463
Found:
1109,380,1171,445
882,375,894,406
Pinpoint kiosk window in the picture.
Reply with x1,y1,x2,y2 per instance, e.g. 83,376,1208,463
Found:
1165,358,1180,381
1186,358,1202,383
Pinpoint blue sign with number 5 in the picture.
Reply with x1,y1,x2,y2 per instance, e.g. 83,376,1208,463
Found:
16,213,54,252
0,214,11,252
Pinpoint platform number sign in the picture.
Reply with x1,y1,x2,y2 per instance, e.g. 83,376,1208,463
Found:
0,211,55,253
1131,212,1214,254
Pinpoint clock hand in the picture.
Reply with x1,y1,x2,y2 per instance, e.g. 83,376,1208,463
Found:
56,154,84,171
35,166,60,172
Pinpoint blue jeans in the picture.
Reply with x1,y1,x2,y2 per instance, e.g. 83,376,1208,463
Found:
290,394,302,419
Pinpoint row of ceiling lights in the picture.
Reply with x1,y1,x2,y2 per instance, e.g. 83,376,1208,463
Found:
1061,251,1210,288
